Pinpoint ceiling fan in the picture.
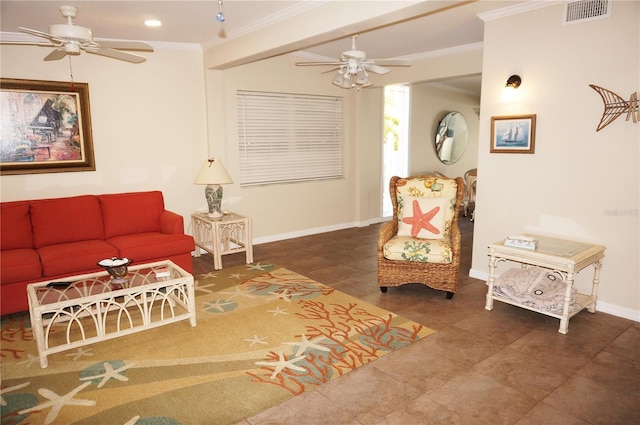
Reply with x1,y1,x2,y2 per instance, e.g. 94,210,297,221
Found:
2,5,153,64
296,35,411,89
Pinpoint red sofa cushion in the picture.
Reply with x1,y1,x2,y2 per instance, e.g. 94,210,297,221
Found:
1,201,34,250
30,195,105,248
38,240,118,276
99,191,164,239
0,249,42,283
107,233,195,263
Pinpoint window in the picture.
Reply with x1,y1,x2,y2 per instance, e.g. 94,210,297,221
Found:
382,85,410,217
237,90,343,187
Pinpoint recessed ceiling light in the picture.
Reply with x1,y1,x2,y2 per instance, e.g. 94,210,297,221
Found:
145,20,162,27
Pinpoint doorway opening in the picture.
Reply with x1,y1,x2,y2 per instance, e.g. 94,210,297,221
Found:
382,85,410,217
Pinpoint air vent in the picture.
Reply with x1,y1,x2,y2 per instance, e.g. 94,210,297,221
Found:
564,0,612,24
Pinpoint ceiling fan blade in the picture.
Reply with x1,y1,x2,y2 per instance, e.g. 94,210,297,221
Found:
43,48,68,61
19,27,67,44
0,40,55,47
320,67,342,74
295,61,343,66
363,63,390,75
368,59,412,66
95,40,154,52
86,47,147,63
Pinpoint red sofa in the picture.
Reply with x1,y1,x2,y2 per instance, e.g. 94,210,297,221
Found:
0,191,195,315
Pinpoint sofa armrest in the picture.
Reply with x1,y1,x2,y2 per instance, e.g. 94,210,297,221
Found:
160,210,185,235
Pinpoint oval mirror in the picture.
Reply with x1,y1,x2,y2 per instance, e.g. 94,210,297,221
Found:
435,112,468,164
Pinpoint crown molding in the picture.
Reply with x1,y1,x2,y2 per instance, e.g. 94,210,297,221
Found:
478,0,563,22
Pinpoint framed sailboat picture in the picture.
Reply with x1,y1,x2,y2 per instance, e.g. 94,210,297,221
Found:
490,114,536,154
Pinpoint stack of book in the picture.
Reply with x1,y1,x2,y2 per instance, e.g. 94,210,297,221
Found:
504,235,538,250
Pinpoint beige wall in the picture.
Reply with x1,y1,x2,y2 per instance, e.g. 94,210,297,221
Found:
0,43,207,223
410,84,480,177
472,2,639,319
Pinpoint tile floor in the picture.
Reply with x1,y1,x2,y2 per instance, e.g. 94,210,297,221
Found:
193,218,639,425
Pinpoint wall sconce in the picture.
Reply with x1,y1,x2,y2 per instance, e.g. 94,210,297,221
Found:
505,75,522,89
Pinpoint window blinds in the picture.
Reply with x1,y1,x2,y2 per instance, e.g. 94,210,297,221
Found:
237,90,343,187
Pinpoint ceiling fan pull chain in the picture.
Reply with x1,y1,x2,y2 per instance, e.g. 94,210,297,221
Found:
216,0,225,23
68,55,75,91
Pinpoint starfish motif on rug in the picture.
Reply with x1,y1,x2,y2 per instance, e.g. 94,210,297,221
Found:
203,299,236,313
219,285,256,299
255,352,306,379
195,281,217,294
267,306,289,316
1,382,30,406
19,382,95,425
79,361,135,388
247,262,273,271
244,334,268,347
65,347,93,360
402,200,441,237
268,288,302,303
284,334,331,357
17,353,40,368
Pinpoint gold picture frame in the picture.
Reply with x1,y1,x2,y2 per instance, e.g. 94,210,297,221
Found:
0,78,95,175
490,114,536,154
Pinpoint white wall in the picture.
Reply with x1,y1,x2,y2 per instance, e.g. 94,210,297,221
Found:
0,43,207,223
473,2,639,320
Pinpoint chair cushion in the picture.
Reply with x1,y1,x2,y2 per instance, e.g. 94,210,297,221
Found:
398,196,448,239
99,191,165,239
0,201,34,249
383,235,453,264
0,249,42,283
396,176,457,238
38,240,119,276
30,195,105,248
107,232,195,263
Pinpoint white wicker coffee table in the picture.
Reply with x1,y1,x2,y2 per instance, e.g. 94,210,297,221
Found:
27,260,196,368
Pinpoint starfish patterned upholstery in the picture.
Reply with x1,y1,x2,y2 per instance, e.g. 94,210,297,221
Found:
377,175,464,298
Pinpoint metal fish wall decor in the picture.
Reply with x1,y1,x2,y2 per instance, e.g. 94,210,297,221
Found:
590,85,639,131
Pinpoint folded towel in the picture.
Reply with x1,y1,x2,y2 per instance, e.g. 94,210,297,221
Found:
492,266,580,314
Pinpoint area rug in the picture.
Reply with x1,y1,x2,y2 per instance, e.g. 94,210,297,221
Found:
1,262,434,425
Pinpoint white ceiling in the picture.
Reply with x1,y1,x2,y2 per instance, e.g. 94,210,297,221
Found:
0,1,531,95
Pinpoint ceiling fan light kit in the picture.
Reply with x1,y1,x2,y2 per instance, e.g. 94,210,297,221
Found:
4,5,154,64
296,35,410,90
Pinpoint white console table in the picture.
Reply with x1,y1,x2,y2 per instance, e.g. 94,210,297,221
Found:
485,234,605,334
191,211,253,270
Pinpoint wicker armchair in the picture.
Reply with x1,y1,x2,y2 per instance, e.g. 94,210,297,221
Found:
377,174,464,298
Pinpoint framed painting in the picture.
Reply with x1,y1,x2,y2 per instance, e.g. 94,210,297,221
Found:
490,114,536,154
0,78,95,175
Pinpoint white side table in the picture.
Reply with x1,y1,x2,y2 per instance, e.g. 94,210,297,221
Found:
485,233,605,334
191,211,253,270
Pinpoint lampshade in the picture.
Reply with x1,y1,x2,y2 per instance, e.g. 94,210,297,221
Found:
194,158,233,185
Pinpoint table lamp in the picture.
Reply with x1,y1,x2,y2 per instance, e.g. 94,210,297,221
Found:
194,158,233,217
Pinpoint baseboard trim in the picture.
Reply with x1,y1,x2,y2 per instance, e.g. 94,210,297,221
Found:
468,268,639,323
252,219,384,245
